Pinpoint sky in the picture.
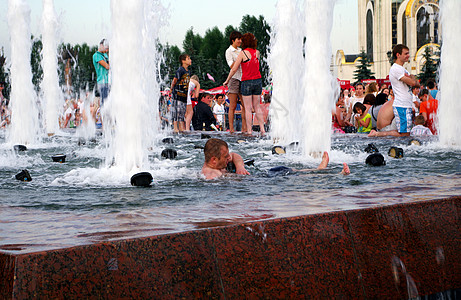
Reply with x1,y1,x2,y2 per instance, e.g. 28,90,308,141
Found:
0,0,358,59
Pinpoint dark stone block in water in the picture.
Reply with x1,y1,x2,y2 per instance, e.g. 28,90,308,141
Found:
161,149,177,159
364,143,379,153
130,172,153,187
288,141,299,148
272,146,286,155
13,145,27,152
52,154,66,163
244,159,254,166
194,144,204,150
366,153,386,166
388,147,404,158
15,169,32,182
201,133,212,139
162,137,174,144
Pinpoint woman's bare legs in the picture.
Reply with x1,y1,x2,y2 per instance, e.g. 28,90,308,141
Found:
228,93,238,133
242,95,253,134
252,95,266,135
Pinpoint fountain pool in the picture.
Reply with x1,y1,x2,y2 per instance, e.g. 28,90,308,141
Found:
1,131,460,254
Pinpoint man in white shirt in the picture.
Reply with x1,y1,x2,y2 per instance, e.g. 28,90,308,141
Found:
225,31,246,133
389,44,420,136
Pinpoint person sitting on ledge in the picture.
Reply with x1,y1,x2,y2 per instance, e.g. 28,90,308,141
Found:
367,98,400,137
192,92,217,131
202,138,250,179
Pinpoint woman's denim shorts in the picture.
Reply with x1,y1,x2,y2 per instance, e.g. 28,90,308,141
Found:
241,78,262,96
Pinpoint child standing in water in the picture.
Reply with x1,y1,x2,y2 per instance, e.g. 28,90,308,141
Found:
353,102,372,133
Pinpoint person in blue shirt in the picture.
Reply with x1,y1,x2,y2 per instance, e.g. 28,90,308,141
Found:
92,39,110,105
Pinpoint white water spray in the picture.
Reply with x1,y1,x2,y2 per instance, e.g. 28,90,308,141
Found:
7,0,41,145
301,0,337,156
40,0,62,135
107,0,163,173
438,0,461,147
268,0,304,144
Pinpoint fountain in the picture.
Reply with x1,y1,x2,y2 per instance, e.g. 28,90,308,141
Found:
269,0,338,156
1,0,460,298
301,0,337,156
7,0,40,145
268,0,304,144
40,0,62,136
438,0,461,147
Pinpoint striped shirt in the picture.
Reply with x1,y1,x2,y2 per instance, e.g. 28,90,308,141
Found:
410,125,433,136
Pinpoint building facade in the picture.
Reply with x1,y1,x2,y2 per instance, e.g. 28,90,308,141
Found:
335,0,440,81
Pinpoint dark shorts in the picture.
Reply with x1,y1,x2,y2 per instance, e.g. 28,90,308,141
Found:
241,78,262,96
98,83,110,104
268,166,293,177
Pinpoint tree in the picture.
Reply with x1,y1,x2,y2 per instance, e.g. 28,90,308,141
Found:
30,36,43,92
73,43,98,92
182,28,203,56
201,27,225,59
159,43,181,87
354,49,374,81
418,47,438,86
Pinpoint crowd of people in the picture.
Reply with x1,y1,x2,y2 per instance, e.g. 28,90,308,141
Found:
333,44,438,138
166,31,269,135
1,38,440,142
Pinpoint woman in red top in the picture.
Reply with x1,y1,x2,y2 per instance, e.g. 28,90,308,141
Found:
224,33,265,135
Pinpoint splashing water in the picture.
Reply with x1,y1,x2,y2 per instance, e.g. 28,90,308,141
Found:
40,0,62,135
301,0,338,156
106,0,163,173
269,0,337,156
438,0,461,147
7,0,41,145
268,0,304,144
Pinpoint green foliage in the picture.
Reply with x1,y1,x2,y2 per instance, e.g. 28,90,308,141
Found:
1,14,272,95
72,43,98,92
30,36,43,92
159,43,181,87
182,28,203,56
417,47,439,86
201,27,225,59
354,49,374,81
0,47,10,98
